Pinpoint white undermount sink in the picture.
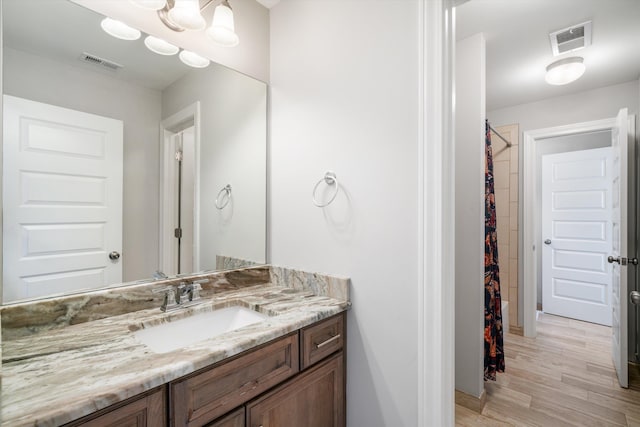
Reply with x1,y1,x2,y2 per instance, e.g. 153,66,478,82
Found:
133,306,269,354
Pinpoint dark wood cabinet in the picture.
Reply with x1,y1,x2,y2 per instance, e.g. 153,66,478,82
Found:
64,388,166,427
64,313,346,427
246,353,345,427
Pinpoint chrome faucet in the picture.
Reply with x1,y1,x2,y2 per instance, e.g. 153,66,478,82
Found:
153,279,209,312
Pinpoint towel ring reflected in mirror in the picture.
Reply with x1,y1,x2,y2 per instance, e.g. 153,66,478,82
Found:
215,184,232,209
312,171,339,207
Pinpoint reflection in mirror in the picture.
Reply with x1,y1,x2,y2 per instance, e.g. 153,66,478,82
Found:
1,0,267,304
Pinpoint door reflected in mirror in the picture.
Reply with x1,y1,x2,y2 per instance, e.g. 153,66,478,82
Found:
1,0,267,304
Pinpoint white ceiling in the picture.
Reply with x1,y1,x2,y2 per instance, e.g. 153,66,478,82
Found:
3,0,193,91
456,0,640,111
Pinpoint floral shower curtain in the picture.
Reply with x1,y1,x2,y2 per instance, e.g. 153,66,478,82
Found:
484,119,505,381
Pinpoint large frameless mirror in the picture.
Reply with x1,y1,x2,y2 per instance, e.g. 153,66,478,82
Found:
1,0,267,304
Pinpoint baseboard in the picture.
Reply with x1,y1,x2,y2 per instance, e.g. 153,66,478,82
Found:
630,362,640,391
509,325,524,336
455,389,486,413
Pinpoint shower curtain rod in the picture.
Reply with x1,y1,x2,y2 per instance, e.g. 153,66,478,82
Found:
488,125,512,147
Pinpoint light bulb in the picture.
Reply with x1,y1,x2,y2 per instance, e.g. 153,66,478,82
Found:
144,36,179,55
128,0,166,10
168,0,206,31
100,18,141,41
206,1,239,47
179,50,210,68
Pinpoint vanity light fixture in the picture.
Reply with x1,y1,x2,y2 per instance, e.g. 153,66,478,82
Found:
545,56,585,85
100,18,141,41
206,0,239,47
144,36,180,55
168,0,206,30
179,50,211,68
128,0,167,10
156,0,239,47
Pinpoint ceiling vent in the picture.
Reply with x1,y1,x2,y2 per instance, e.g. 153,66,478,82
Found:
79,52,123,71
549,21,592,56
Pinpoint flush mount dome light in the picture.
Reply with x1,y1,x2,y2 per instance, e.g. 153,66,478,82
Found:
206,0,239,47
101,18,141,40
179,50,210,68
168,0,206,31
128,0,166,10
144,36,179,55
545,56,585,85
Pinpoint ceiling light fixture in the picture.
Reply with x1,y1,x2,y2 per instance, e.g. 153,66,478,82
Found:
179,50,211,68
100,18,141,41
168,0,206,31
128,0,167,10
207,0,239,47
144,36,180,55
545,57,585,85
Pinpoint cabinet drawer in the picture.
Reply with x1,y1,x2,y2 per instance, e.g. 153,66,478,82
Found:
172,333,299,427
300,313,344,369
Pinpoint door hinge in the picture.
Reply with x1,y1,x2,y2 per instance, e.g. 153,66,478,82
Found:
174,228,182,239
175,150,183,162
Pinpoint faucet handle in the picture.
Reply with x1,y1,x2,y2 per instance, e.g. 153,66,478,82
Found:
153,287,178,312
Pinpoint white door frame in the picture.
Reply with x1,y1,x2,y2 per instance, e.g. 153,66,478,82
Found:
523,118,617,337
418,0,456,425
159,102,201,275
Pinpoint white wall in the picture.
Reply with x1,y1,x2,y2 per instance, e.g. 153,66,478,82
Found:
489,79,640,325
535,130,611,305
3,47,161,284
270,1,420,425
162,64,267,270
454,33,486,398
73,0,270,82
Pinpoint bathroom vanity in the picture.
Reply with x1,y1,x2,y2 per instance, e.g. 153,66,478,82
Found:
0,266,350,427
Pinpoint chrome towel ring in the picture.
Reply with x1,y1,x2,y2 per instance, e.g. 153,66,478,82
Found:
215,184,232,209
312,171,339,207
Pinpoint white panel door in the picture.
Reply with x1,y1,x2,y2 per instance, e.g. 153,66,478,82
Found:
611,108,629,388
542,147,613,326
3,95,123,302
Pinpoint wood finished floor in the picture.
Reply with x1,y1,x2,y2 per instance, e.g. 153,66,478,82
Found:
456,312,640,426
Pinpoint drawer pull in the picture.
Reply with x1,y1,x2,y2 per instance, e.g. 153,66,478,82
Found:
239,380,259,396
315,334,341,349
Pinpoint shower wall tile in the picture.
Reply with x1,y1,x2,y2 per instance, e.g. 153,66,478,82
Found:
494,161,510,188
510,148,519,173
495,188,509,217
510,174,519,201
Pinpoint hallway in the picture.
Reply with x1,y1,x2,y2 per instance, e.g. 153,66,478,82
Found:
456,313,640,426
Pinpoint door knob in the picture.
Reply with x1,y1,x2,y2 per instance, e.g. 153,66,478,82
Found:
109,251,121,261
631,291,640,306
608,256,620,264
544,239,551,245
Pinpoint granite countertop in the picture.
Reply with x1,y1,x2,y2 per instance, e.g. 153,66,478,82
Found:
1,271,350,427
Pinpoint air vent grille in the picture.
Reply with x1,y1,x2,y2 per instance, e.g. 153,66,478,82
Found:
549,21,592,56
79,52,123,71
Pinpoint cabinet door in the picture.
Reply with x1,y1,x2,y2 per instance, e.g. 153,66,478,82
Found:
246,353,344,427
206,408,244,427
64,388,166,427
